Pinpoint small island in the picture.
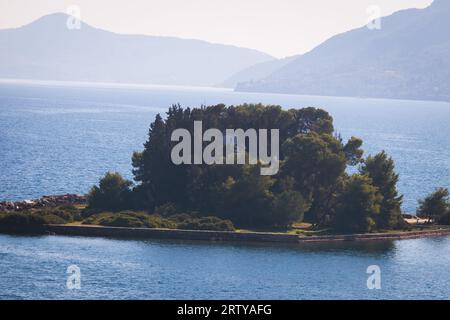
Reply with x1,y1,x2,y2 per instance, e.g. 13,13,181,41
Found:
1,104,449,243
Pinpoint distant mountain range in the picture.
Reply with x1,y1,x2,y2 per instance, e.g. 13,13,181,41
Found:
0,13,274,87
221,55,297,88
235,0,450,102
2,1,449,102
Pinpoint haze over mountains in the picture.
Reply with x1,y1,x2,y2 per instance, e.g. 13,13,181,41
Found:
235,0,450,102
1,1,449,102
221,56,297,88
0,13,274,87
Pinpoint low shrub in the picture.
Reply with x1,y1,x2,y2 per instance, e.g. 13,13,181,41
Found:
0,213,46,233
41,214,67,225
439,210,450,225
154,203,179,217
31,207,83,224
168,213,196,223
99,215,145,228
59,204,79,213
83,212,115,225
81,207,102,218
87,172,132,211
147,215,177,229
83,211,176,229
82,211,234,231
178,216,235,231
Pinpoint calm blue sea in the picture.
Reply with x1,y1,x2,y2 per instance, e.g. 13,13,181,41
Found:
1,80,450,300
0,234,449,299
1,80,449,212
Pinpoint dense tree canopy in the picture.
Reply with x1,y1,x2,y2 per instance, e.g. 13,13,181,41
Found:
333,174,382,233
88,103,408,232
417,188,449,222
87,172,132,211
360,151,404,229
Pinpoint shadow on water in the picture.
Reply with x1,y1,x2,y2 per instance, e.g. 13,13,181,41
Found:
0,232,397,256
98,234,398,256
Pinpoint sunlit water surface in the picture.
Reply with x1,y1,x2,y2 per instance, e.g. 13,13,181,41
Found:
0,234,449,299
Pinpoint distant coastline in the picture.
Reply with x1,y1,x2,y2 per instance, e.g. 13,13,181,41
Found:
2,78,450,105
0,78,233,92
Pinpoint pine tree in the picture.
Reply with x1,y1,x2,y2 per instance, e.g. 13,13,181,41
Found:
360,151,403,229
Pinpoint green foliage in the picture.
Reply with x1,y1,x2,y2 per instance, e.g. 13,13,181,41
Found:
132,112,188,208
219,165,276,227
333,174,382,233
272,189,310,228
177,216,235,231
282,132,347,225
439,210,450,225
5,104,436,234
0,205,84,233
343,136,364,166
360,151,404,229
99,214,146,228
129,104,334,228
40,214,67,225
155,203,179,217
87,172,132,211
83,211,234,231
36,207,81,223
0,213,46,233
83,211,149,228
417,188,449,221
282,132,346,190
289,107,334,135
83,103,410,232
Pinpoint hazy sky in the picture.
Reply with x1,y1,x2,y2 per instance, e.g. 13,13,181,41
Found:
0,0,433,57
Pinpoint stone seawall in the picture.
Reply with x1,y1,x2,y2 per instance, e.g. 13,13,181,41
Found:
297,228,450,243
45,225,450,244
46,225,300,243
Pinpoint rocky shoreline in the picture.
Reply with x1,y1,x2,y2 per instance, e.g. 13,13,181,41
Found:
0,194,86,212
